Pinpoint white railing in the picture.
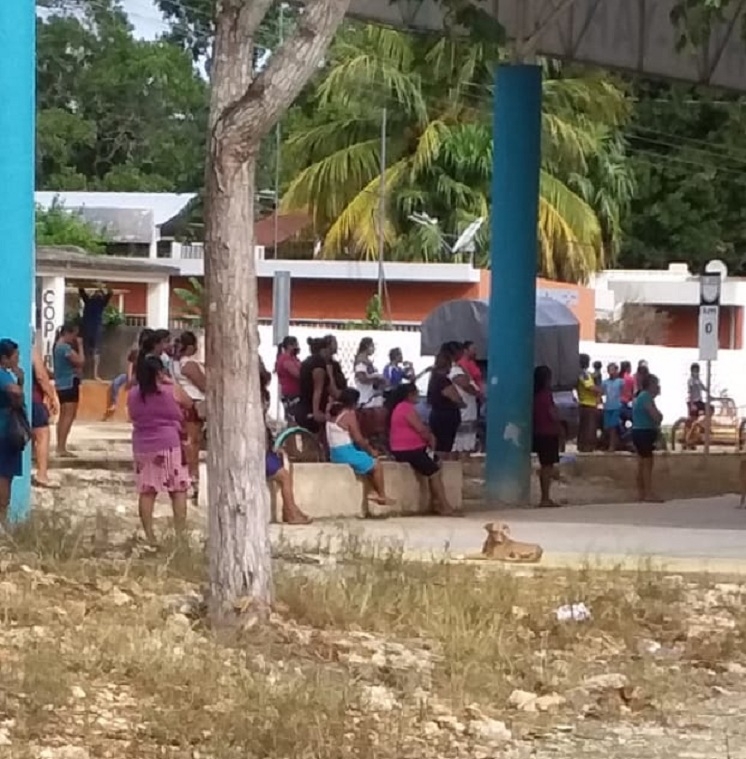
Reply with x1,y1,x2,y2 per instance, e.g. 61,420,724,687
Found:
180,243,204,260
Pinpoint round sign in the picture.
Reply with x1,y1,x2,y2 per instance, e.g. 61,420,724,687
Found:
701,280,720,303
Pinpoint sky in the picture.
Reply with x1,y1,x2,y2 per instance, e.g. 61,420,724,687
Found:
121,0,169,40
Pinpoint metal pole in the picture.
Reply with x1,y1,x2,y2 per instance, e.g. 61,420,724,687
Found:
485,64,542,505
0,0,35,521
704,359,712,455
272,3,285,260
377,107,387,301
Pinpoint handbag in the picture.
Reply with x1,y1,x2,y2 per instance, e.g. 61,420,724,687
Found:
7,406,32,452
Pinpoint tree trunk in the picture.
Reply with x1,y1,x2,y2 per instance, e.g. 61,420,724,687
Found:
205,7,270,626
205,0,351,627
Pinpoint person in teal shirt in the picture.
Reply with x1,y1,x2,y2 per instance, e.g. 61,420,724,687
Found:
0,339,24,525
632,373,663,502
52,323,84,457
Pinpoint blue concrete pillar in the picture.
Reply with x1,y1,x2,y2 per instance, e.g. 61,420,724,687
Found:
485,64,543,505
0,0,35,521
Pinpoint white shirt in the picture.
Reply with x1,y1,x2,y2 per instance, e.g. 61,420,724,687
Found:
354,360,383,408
326,411,353,448
173,356,205,401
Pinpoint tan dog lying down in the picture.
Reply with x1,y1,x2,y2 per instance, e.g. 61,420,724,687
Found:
481,522,543,563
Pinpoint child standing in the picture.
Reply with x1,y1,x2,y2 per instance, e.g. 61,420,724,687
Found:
602,363,624,452
687,362,706,419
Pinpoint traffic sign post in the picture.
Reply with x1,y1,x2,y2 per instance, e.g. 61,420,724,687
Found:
698,272,721,455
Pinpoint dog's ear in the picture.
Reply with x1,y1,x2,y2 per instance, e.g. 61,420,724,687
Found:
484,522,495,534
498,523,511,536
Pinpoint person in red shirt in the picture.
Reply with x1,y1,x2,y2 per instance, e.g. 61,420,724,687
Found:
532,364,562,507
457,340,485,396
275,336,301,418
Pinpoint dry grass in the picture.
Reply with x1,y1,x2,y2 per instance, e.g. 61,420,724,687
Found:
2,515,746,758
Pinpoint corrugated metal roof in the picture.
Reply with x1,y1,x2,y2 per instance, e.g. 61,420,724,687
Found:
35,191,197,226
75,207,154,244
37,246,180,275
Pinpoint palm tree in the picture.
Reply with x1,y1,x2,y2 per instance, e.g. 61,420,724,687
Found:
282,24,635,282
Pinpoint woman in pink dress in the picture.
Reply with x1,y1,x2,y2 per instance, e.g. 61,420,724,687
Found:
128,354,193,545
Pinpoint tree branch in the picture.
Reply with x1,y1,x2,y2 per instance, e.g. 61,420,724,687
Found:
218,0,351,158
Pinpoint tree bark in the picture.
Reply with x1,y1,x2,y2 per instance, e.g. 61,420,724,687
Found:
205,0,351,627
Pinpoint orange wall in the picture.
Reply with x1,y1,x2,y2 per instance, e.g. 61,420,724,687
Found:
660,305,743,349
167,273,596,337
476,271,595,340
122,283,147,315
257,279,478,322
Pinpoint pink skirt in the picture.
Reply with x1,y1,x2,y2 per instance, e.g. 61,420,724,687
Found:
134,446,191,495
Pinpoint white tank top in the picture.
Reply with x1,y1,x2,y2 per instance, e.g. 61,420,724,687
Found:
174,357,206,401
326,410,353,448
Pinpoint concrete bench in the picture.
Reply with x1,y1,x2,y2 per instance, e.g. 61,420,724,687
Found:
198,459,463,521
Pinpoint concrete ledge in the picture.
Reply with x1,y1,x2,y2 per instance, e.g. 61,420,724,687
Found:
378,460,463,516
464,451,745,502
198,460,463,520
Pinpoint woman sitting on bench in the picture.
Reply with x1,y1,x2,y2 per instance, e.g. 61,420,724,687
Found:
326,388,393,507
387,383,457,516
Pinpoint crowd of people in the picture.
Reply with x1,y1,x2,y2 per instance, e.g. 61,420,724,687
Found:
278,335,485,458
1,321,714,535
552,353,664,505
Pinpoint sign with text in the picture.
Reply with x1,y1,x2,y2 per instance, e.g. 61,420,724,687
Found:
698,273,721,361
41,287,58,367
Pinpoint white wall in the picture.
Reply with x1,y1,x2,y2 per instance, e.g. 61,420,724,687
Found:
578,341,746,424
255,326,746,425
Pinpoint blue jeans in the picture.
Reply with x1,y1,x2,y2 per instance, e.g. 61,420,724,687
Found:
108,373,128,407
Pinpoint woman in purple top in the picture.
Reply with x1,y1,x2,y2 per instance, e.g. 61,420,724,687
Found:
127,354,193,545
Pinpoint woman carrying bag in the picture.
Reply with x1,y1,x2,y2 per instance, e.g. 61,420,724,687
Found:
0,339,32,526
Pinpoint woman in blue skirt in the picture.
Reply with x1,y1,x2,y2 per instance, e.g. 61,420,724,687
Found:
326,388,393,508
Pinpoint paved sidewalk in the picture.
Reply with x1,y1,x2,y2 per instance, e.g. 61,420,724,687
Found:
65,424,746,570
272,495,746,572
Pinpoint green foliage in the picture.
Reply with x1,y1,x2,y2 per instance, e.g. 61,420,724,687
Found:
174,277,205,326
669,0,746,50
280,25,635,282
35,201,106,254
343,294,392,330
36,0,208,192
619,79,746,274
102,304,126,327
38,0,746,281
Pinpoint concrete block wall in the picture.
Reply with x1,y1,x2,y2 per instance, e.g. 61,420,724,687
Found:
198,460,463,520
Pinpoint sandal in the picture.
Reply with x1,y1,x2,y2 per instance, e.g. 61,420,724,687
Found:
32,478,59,490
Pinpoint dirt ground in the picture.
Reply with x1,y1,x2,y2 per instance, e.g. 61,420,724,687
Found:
4,478,746,758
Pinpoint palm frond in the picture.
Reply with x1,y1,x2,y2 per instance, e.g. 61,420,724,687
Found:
322,158,410,260
284,118,377,163
281,139,383,223
411,119,450,174
539,170,603,282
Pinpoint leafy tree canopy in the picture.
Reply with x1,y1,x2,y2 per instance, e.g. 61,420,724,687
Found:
36,200,107,253
36,0,208,192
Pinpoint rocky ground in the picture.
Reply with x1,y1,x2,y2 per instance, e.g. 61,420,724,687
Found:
2,470,746,758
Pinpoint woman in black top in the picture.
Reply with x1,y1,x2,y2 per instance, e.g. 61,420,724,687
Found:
427,345,465,457
324,334,348,399
295,337,332,433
